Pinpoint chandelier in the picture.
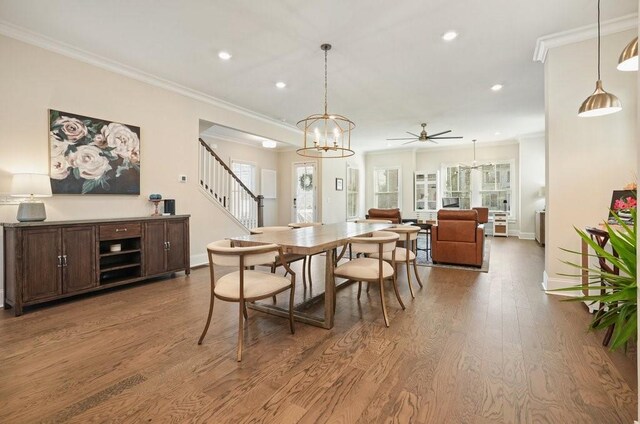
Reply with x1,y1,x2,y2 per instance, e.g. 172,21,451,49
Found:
297,44,355,158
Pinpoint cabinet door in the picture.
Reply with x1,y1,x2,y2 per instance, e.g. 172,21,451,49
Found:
144,221,166,276
62,226,97,293
166,220,187,271
22,228,62,302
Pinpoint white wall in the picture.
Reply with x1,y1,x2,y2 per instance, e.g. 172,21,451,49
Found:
0,35,301,267
200,135,279,226
518,134,546,238
544,29,638,291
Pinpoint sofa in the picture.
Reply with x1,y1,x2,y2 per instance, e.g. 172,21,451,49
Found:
472,207,489,224
366,208,402,224
431,209,484,267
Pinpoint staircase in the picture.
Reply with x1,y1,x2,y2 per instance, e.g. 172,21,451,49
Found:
198,138,263,229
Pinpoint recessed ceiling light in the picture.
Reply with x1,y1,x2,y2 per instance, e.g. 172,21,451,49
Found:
262,140,277,149
491,84,503,91
495,132,502,136
218,51,232,60
442,31,458,41
275,81,286,89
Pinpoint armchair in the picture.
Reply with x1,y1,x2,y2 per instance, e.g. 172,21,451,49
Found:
431,210,484,267
366,208,402,224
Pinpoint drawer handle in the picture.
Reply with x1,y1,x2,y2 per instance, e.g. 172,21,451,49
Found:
62,255,68,267
57,255,62,268
115,228,128,232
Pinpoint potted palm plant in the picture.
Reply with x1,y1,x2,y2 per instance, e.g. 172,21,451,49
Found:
555,209,636,350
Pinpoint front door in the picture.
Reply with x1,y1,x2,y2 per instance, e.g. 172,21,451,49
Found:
292,162,317,223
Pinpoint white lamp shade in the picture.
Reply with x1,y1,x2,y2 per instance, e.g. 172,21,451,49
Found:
11,173,52,197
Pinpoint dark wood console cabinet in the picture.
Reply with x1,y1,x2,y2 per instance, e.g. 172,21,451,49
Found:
3,215,190,316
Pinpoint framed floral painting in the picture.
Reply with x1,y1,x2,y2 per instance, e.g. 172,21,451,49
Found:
49,110,140,194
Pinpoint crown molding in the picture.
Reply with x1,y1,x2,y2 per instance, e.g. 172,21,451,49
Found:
0,19,301,134
533,14,638,63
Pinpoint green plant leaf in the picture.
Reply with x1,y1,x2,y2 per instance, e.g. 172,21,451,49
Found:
81,179,98,194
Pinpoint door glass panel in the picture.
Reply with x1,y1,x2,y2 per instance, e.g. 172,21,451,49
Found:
294,163,316,223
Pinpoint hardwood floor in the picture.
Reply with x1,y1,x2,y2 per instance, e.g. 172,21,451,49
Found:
0,238,636,423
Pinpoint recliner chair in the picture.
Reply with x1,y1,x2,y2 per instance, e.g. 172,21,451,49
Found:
431,209,484,267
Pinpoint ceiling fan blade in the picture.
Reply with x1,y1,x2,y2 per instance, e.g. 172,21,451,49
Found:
406,132,420,137
427,130,451,138
428,136,463,139
428,140,439,144
387,137,417,141
402,140,419,145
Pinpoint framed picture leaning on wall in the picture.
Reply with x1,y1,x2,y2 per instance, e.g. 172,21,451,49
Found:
49,109,140,195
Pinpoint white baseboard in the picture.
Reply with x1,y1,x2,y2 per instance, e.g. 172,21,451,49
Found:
518,232,535,240
190,253,208,268
542,270,581,297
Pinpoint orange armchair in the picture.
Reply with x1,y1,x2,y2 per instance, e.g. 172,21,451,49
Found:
367,208,402,224
431,210,484,267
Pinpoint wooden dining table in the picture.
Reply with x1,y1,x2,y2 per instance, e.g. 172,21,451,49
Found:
229,222,392,329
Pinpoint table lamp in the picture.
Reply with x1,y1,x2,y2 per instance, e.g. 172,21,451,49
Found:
11,173,52,222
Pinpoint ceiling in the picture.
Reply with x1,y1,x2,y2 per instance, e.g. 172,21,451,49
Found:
0,0,637,151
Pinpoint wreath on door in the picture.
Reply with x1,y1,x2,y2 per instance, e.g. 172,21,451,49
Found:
299,173,313,191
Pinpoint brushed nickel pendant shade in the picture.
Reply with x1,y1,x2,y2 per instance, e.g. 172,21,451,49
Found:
578,0,622,118
617,36,638,72
297,44,355,159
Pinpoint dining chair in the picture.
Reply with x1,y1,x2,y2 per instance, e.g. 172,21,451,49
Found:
334,231,404,327
355,219,393,224
198,240,296,361
369,225,422,299
288,222,323,289
250,226,308,289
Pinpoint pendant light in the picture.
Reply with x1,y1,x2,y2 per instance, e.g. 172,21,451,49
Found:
578,0,622,118
297,44,355,158
617,36,638,71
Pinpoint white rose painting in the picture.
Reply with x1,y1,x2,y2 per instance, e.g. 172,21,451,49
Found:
49,110,140,194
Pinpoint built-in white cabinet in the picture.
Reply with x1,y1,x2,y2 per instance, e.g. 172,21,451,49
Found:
414,171,439,212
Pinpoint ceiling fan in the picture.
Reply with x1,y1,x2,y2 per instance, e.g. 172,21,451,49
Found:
459,139,493,170
387,123,463,145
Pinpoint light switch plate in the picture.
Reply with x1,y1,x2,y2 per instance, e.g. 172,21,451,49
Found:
179,175,187,183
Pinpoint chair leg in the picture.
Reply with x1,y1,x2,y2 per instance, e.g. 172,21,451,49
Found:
289,285,296,334
198,292,215,345
366,281,370,293
243,302,248,320
379,278,390,327
302,257,307,290
392,272,405,310
307,255,313,289
412,259,424,288
237,300,244,362
272,295,277,304
405,260,415,299
357,281,362,300
603,324,615,347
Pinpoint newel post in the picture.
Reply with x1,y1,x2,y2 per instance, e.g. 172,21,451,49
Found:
257,195,264,227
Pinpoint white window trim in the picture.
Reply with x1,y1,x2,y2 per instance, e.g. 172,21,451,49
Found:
230,159,257,193
373,166,402,209
440,159,516,219
346,164,360,220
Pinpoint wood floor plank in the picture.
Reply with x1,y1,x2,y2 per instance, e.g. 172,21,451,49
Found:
0,237,636,423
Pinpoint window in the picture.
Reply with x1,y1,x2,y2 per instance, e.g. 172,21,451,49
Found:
480,163,511,213
374,167,400,209
231,161,256,191
346,166,359,219
442,161,515,216
442,166,471,210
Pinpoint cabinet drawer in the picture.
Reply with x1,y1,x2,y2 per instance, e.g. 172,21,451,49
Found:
99,223,141,240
